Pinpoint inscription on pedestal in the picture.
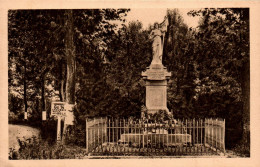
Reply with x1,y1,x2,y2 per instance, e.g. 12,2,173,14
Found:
147,71,165,80
146,84,167,110
149,88,164,107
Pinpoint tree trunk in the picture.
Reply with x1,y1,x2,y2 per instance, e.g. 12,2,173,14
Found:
65,10,76,105
60,79,65,102
23,55,27,118
59,58,66,102
241,59,250,143
41,74,45,111
62,9,76,143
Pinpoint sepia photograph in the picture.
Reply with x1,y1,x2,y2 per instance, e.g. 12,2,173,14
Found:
2,0,260,166
7,7,250,160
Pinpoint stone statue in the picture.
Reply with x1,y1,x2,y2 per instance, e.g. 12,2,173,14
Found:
149,16,168,65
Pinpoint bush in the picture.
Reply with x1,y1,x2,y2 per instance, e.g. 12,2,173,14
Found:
64,123,86,147
8,93,23,119
143,109,173,123
40,119,57,145
9,136,86,159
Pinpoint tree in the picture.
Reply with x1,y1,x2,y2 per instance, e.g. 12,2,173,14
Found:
75,19,150,119
188,8,249,151
9,10,65,120
163,9,197,118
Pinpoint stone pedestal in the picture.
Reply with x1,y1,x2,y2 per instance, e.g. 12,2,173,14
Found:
142,64,171,114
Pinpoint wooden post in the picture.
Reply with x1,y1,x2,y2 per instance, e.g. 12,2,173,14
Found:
57,116,61,141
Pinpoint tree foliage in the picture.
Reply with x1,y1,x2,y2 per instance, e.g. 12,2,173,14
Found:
76,20,151,119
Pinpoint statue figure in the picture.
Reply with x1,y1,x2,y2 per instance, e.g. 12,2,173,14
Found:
149,16,168,65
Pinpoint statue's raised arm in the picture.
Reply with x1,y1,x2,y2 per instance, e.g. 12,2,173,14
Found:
150,16,168,65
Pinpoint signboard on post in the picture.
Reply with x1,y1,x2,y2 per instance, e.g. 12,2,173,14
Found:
51,102,66,141
51,102,66,117
51,101,75,141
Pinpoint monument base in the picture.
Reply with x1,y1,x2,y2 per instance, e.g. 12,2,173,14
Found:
120,133,191,146
142,63,171,116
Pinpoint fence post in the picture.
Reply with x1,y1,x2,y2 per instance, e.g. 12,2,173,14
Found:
185,119,187,153
86,118,88,153
108,118,110,152
215,118,217,151
204,119,206,146
93,118,95,152
146,119,148,153
223,119,225,154
123,118,126,152
211,118,213,151
193,118,195,146
200,119,202,145
101,117,103,152
134,120,136,153
199,119,203,154
196,119,198,145
98,118,100,152
128,118,130,153
112,118,114,153
142,119,144,149
167,121,170,152
181,119,185,152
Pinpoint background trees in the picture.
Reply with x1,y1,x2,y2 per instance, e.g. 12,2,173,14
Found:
188,8,249,150
8,9,129,120
76,20,151,119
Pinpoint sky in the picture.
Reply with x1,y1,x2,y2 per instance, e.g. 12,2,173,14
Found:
124,8,201,29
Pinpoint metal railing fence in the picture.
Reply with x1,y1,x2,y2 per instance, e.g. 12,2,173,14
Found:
86,117,225,156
